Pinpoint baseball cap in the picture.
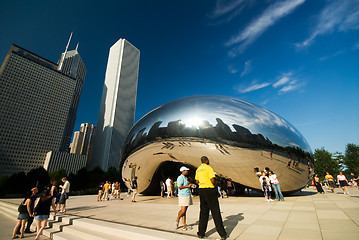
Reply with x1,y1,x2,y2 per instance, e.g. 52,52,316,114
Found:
180,166,190,172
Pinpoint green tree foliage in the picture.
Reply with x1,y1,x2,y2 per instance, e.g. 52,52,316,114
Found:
344,143,359,174
3,172,27,194
105,166,121,182
49,168,67,184
27,167,50,191
313,148,341,179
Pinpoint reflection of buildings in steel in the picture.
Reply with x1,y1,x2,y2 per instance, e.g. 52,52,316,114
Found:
121,96,314,194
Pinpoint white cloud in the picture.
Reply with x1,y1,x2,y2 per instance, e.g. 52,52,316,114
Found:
278,80,299,94
210,0,246,18
272,72,303,94
319,49,346,61
237,82,271,93
297,0,359,48
209,0,248,25
273,74,291,88
227,64,238,74
240,60,252,77
227,0,305,56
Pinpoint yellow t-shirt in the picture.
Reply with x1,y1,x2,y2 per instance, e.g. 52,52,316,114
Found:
195,163,215,188
104,183,111,190
325,174,334,181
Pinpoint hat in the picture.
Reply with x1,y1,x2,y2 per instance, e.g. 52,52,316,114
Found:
180,166,190,172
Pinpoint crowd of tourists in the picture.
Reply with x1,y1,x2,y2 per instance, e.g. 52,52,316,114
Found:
12,177,70,239
312,171,359,195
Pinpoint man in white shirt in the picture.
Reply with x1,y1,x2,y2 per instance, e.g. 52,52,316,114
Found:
59,177,70,213
166,178,173,198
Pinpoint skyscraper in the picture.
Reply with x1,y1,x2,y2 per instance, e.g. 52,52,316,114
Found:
70,123,95,156
90,39,140,171
0,39,86,176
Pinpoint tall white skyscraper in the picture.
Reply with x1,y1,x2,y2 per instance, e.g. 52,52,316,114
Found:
90,39,140,171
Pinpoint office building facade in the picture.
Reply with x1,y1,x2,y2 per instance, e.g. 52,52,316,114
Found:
70,123,95,156
44,151,87,174
0,43,86,176
90,39,140,171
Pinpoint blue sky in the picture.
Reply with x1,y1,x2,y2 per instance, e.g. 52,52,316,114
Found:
0,0,358,154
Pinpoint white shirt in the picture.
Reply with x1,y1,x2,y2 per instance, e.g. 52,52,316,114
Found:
269,174,279,184
337,175,346,181
62,181,70,194
165,178,172,187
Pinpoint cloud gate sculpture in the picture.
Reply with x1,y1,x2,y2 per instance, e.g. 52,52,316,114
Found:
121,95,313,194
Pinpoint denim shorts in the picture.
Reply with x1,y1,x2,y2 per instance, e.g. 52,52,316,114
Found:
35,215,49,220
17,213,29,220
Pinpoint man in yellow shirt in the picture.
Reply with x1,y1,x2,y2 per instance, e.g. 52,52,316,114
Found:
103,181,111,201
195,156,227,239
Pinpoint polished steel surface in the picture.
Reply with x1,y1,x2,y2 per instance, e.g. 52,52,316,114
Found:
121,95,313,193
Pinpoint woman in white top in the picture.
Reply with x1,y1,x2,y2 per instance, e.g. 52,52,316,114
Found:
337,172,350,195
259,172,273,202
269,171,285,201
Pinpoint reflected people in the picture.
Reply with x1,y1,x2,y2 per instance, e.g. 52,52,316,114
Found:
120,95,314,195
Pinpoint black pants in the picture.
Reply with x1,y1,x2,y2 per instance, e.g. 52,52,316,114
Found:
25,216,34,231
198,188,227,238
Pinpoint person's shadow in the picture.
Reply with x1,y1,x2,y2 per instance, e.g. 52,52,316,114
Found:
199,213,244,238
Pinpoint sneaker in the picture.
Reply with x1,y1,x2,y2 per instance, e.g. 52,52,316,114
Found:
182,226,192,231
269,199,274,202
266,199,270,202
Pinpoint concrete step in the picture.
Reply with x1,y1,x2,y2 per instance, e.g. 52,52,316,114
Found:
0,201,18,219
0,200,198,240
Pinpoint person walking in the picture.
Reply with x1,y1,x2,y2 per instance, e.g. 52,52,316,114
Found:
269,171,285,201
351,172,359,190
337,171,350,195
97,182,104,201
160,180,166,197
175,166,193,231
24,187,38,233
325,172,336,192
33,189,57,240
166,177,173,198
132,176,138,202
195,156,227,240
12,191,32,239
313,174,325,194
113,182,122,199
103,181,111,201
59,177,70,213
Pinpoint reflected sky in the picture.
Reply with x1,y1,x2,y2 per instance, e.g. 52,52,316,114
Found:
128,95,312,153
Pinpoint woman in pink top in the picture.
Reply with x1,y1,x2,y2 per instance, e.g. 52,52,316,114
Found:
337,171,350,195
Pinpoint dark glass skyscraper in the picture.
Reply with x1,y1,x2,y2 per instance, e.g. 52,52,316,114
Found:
0,42,86,176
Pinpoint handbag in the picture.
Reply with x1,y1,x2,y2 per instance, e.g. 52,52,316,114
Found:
18,203,27,213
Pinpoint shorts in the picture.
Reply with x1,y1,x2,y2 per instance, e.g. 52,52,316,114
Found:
35,215,49,220
339,180,348,187
17,213,29,220
178,195,193,206
59,193,68,204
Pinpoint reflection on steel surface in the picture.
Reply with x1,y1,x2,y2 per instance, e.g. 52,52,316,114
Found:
121,95,314,194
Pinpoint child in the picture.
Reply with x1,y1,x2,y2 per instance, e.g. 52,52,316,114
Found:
262,177,273,202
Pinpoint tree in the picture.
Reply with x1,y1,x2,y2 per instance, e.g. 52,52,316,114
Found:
49,168,67,185
313,148,340,179
344,143,359,174
27,167,50,191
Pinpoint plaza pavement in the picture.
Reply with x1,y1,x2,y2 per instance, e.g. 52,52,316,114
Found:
1,186,359,240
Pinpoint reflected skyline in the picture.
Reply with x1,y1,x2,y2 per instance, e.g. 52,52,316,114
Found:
120,96,313,194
